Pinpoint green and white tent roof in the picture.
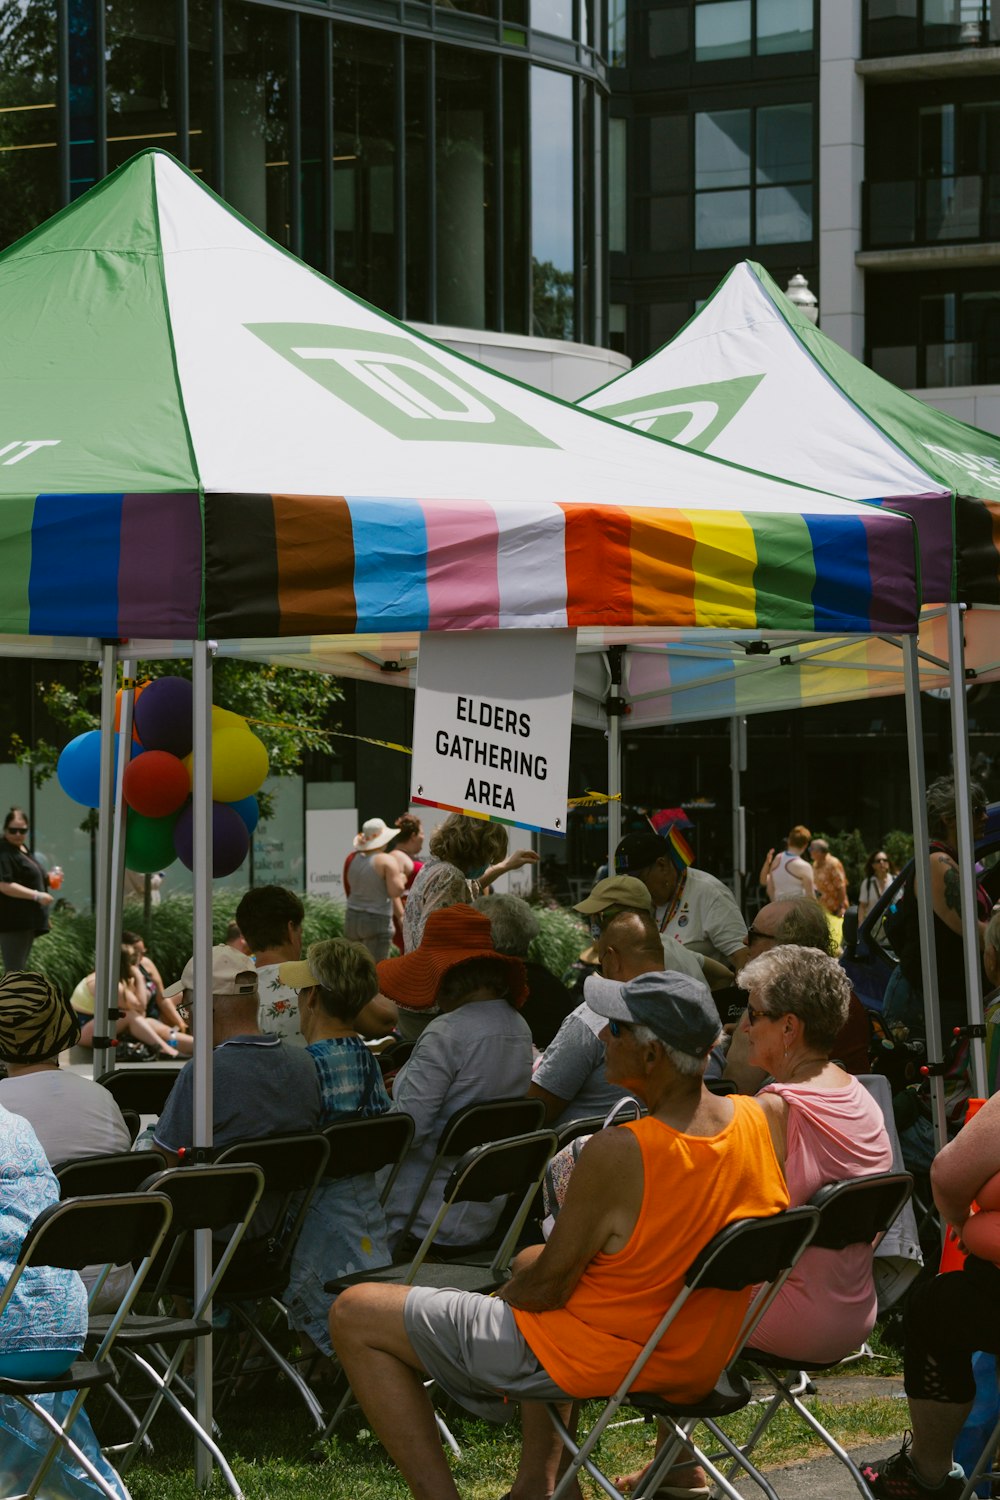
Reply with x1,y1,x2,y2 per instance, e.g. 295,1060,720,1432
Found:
582,260,1000,606
0,154,919,645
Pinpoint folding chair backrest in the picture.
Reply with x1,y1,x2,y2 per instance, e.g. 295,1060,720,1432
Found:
120,1108,142,1144
12,1192,173,1276
139,1162,265,1236
406,1130,557,1281
97,1067,181,1115
438,1097,547,1157
556,1115,608,1150
685,1205,822,1292
55,1151,162,1198
809,1171,913,1252
215,1130,330,1268
322,1113,415,1199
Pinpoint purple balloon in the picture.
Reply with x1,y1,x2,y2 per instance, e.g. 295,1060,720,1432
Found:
173,801,250,878
134,676,194,758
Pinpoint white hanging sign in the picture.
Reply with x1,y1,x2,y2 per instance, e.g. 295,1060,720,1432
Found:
411,629,576,837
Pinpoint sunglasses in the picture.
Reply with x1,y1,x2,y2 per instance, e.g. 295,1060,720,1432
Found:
607,1018,633,1038
746,999,771,1026
6,826,27,835
746,926,776,944
874,857,889,865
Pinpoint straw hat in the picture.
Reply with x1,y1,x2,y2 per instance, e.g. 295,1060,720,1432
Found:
353,817,397,851
377,907,527,1012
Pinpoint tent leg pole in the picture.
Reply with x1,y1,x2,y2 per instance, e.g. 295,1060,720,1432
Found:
109,654,135,986
730,716,746,902
903,635,946,1158
946,605,988,1101
192,640,215,1489
92,645,119,1082
606,647,625,868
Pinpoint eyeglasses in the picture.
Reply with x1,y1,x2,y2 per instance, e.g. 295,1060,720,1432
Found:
6,827,27,835
176,1000,192,1018
607,1018,633,1038
746,999,772,1026
874,857,889,865
746,926,777,945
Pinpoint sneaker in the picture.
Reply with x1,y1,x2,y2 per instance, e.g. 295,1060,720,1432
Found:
863,1435,965,1499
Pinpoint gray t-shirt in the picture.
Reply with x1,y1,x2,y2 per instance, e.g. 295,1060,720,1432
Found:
532,1001,636,1128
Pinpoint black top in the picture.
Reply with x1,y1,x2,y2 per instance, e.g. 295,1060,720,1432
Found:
520,960,577,1050
0,845,49,934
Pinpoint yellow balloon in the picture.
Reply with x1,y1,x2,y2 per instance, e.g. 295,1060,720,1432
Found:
211,729,269,802
212,706,248,733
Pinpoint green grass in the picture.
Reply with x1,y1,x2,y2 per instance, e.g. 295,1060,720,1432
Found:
118,1374,906,1499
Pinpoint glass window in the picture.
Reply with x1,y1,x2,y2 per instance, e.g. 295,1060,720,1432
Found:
609,302,626,355
436,48,496,329
695,109,750,190
534,0,574,39
333,26,397,314
695,187,750,247
756,103,812,185
502,60,529,332
649,115,688,194
300,16,330,276
646,6,689,59
756,0,813,54
609,117,627,251
531,67,575,339
223,5,290,246
69,0,99,197
106,2,179,173
608,0,627,65
695,0,751,61
404,40,430,322
188,0,215,187
647,195,689,250
756,182,811,241
0,0,58,247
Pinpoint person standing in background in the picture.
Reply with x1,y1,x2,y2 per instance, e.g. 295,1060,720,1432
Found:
0,809,53,972
346,819,408,962
811,838,849,950
858,850,892,924
390,815,425,952
761,826,815,902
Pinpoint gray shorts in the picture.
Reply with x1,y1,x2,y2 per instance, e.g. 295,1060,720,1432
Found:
403,1286,572,1423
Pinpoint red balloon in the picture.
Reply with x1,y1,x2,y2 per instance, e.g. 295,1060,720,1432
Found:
122,750,191,819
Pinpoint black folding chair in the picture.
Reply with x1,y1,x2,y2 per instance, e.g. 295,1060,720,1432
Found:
0,1191,173,1500
392,1096,546,1245
97,1067,181,1117
321,1112,415,1206
55,1151,165,1199
731,1172,914,1498
320,1129,557,1443
545,1205,821,1500
100,1162,265,1498
205,1131,331,1430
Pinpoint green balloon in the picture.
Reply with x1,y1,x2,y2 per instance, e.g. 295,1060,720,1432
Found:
125,809,180,874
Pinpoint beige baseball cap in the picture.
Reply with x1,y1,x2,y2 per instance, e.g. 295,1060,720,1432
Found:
163,943,258,999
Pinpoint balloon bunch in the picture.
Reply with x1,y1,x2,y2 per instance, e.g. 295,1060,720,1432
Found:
56,676,267,878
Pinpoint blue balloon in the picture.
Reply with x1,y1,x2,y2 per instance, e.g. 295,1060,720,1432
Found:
227,796,260,836
56,734,144,808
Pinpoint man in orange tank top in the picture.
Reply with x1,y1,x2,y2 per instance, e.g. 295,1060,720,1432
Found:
330,970,789,1500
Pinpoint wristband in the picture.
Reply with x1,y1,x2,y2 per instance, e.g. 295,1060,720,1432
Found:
33,891,40,903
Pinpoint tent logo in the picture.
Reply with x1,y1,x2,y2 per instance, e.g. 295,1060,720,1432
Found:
592,374,765,450
0,441,60,466
244,324,557,449
922,443,1000,495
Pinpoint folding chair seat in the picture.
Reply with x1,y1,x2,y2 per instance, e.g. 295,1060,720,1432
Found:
91,1162,265,1499
392,1097,546,1246
97,1067,182,1117
544,1204,821,1500
0,1190,173,1500
728,1171,913,1499
319,1129,557,1443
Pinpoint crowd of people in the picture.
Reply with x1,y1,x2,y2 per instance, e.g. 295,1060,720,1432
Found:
0,795,995,1498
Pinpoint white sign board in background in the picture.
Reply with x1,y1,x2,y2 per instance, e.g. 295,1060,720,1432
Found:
411,629,576,837
306,808,360,899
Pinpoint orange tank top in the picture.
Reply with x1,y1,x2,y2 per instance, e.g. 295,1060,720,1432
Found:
513,1096,788,1401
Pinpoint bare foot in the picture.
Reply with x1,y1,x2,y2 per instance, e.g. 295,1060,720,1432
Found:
613,1461,708,1495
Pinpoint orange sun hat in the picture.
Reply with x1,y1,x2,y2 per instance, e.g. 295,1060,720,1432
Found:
377,906,528,1012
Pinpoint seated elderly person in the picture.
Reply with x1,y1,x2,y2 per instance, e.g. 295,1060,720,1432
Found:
573,876,734,993
529,910,663,1126
376,907,534,1250
330,969,789,1500
0,971,133,1312
278,938,393,1356
154,944,320,1238
865,1089,1000,1499
474,893,575,1050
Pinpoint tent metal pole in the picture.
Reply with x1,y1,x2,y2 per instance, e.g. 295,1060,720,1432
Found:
92,645,119,1081
108,655,135,1016
903,635,946,1155
192,640,215,1487
946,604,988,1099
730,715,746,901
606,647,624,867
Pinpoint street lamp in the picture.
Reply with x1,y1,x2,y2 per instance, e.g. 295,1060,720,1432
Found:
785,272,818,325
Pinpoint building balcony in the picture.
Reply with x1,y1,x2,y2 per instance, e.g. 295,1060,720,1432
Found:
862,174,1000,252
862,1,999,59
